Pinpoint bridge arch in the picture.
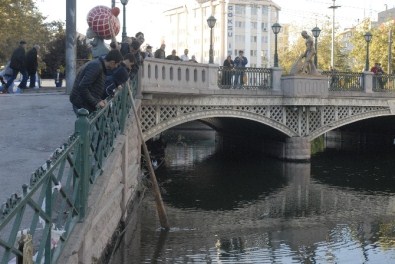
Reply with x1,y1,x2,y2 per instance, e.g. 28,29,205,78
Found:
141,109,297,140
307,109,391,140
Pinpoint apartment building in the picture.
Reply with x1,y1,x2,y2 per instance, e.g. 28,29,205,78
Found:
163,0,281,67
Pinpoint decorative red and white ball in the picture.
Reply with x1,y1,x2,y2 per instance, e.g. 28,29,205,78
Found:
87,6,120,39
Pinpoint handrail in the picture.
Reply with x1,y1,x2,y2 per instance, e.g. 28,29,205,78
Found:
372,73,395,92
0,78,137,264
217,66,272,90
321,70,363,91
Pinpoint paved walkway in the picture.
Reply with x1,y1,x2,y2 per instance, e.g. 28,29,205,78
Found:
0,80,75,202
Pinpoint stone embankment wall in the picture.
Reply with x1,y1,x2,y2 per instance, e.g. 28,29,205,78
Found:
58,112,142,263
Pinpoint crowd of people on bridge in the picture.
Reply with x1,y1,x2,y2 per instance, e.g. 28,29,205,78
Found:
69,28,204,116
220,50,249,89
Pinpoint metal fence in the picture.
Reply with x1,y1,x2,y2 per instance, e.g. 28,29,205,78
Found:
321,71,363,91
0,79,137,264
218,66,272,90
372,74,395,92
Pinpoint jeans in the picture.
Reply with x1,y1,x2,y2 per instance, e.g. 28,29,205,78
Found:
6,68,28,89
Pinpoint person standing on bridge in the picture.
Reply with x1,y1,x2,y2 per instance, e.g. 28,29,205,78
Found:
154,44,166,59
222,55,234,87
180,49,190,62
70,49,123,115
233,50,248,88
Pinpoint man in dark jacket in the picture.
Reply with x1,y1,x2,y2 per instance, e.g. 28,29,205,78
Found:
69,49,123,115
2,40,28,93
154,44,166,59
25,44,40,88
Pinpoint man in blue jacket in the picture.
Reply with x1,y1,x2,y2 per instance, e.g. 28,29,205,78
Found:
69,49,123,115
233,50,248,88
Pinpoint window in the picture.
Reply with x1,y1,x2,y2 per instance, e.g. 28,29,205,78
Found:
251,22,257,29
261,23,267,31
250,36,257,42
251,6,258,16
236,21,245,28
235,5,245,15
262,6,268,15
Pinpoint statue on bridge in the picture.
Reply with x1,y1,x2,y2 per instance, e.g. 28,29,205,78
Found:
289,31,319,76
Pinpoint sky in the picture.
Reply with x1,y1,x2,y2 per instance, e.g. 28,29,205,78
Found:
35,0,393,47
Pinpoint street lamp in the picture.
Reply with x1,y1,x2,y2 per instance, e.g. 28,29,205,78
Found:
120,0,129,41
329,0,341,68
207,15,216,64
271,23,281,67
364,32,372,71
311,26,321,68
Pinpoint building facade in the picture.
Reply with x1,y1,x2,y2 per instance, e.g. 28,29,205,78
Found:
163,0,281,67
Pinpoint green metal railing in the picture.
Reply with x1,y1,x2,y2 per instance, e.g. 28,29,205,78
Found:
0,78,137,264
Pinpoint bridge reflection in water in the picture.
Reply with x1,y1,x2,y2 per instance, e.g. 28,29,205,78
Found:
111,125,395,263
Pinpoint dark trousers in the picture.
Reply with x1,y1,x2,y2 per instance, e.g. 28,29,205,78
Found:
55,80,63,87
6,68,28,89
28,72,36,87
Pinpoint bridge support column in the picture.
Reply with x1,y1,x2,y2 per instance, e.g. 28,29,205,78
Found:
272,67,282,91
363,71,373,93
284,137,311,161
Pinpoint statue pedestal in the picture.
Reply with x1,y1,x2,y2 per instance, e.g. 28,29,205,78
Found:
281,75,328,98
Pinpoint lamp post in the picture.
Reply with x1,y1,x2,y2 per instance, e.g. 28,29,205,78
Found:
312,26,321,68
120,0,129,41
271,23,281,67
364,32,372,71
207,15,216,64
329,0,341,68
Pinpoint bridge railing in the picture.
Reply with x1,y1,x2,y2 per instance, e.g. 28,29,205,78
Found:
217,66,272,90
321,71,363,91
372,73,395,92
141,58,218,90
0,79,137,264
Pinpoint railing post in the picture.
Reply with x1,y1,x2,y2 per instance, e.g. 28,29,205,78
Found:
120,82,129,133
208,63,219,89
74,109,90,220
271,67,282,91
135,69,143,99
44,176,52,263
363,71,373,93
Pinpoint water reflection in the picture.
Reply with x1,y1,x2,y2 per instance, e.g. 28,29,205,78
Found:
116,128,395,263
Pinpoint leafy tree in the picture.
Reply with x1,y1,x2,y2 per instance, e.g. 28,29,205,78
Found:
349,20,395,73
0,0,49,64
41,24,90,78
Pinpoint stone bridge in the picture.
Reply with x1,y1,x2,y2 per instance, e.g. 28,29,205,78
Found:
139,58,395,160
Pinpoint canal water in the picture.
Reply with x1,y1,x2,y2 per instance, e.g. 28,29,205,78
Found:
114,126,395,263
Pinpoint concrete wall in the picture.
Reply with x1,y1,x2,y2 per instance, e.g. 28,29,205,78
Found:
57,107,142,264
